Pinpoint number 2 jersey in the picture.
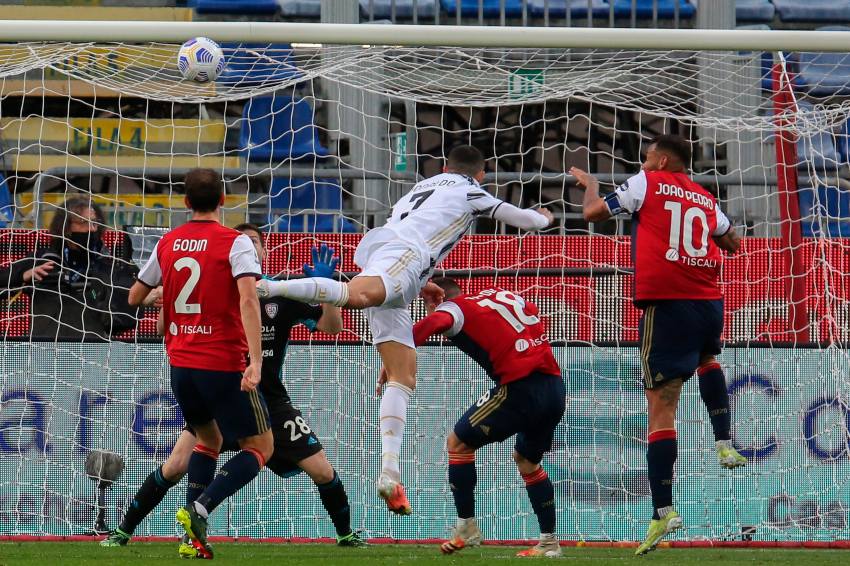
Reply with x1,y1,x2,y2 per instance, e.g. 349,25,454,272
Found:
137,220,261,372
604,169,731,303
420,288,562,385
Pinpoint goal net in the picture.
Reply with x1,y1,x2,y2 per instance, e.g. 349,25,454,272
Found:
0,27,849,544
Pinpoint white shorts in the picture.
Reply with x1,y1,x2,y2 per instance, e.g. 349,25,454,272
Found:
354,227,431,348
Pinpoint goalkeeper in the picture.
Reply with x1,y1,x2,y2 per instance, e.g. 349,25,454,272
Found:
102,225,366,553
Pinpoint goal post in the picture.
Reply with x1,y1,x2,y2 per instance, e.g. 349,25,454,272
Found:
0,22,848,544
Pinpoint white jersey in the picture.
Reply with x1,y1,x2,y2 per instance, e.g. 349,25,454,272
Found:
383,173,504,267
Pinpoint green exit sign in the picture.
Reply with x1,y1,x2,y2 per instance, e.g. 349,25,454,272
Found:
509,69,544,99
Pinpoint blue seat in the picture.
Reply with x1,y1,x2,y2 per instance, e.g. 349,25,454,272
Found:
361,0,437,19
528,0,610,18
0,174,13,228
240,96,328,162
773,0,850,23
274,214,357,233
269,177,342,210
611,0,694,19
216,43,302,87
795,26,850,96
440,0,524,18
735,0,775,22
195,0,278,14
796,102,841,171
798,186,850,237
217,43,301,87
277,0,321,17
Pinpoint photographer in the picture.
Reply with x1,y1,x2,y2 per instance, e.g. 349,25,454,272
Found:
29,197,141,341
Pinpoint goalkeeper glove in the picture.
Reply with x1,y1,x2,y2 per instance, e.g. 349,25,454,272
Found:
303,244,339,279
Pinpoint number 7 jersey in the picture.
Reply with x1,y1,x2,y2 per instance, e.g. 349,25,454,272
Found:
604,169,730,303
137,220,261,372
436,288,561,385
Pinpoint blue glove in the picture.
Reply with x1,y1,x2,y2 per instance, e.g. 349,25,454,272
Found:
303,244,339,279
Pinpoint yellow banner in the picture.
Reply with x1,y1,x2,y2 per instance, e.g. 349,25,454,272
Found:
17,193,249,230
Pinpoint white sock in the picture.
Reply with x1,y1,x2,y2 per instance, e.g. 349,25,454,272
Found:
192,501,209,519
380,382,413,482
716,439,732,450
266,277,349,306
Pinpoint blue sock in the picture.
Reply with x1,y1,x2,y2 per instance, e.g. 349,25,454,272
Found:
448,452,477,519
522,467,556,534
647,430,677,519
316,471,352,537
698,363,731,441
196,450,263,515
186,445,218,508
118,465,176,534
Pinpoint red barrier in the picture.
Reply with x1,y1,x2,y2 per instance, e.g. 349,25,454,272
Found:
2,231,848,344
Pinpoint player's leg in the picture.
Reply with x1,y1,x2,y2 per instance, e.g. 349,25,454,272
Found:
637,378,684,555
695,299,745,469
258,273,386,309
439,432,482,554
441,381,527,554
263,403,365,547
375,337,416,514
636,302,697,555
176,370,271,559
100,429,195,547
513,373,565,558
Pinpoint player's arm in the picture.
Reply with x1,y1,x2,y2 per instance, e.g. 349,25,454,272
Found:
412,311,454,346
230,234,263,391
570,167,611,222
237,276,263,386
315,304,343,335
572,167,646,222
712,207,741,254
468,189,552,231
129,242,161,307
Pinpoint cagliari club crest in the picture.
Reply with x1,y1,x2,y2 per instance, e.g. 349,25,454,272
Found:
264,302,278,319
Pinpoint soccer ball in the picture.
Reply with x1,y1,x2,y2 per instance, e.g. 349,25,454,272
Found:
177,37,225,83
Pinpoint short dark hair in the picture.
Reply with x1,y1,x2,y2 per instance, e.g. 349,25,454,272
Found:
649,134,692,166
431,276,462,299
184,168,223,213
446,145,485,178
234,222,264,247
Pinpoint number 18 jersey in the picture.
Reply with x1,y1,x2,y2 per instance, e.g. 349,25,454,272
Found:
436,288,561,385
604,169,730,303
138,220,261,372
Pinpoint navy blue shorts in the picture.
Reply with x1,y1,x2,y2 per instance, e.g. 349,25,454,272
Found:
186,400,322,479
454,372,566,465
638,299,723,389
171,366,270,441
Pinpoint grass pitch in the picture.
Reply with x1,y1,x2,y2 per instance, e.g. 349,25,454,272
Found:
1,543,849,566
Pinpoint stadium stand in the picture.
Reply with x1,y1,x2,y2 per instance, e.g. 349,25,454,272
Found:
193,0,278,15
278,0,321,18
0,175,13,229
239,95,329,161
360,0,438,20
795,26,850,96
773,0,850,23
734,0,775,23
267,177,356,233
611,0,694,19
440,0,524,18
796,101,841,171
527,0,610,19
798,185,850,237
217,42,301,87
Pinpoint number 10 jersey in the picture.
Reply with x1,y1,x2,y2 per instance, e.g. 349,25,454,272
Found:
604,169,731,303
138,220,261,372
436,288,562,385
